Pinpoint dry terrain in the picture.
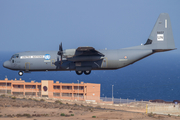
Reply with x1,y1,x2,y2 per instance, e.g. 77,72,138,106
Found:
0,95,179,120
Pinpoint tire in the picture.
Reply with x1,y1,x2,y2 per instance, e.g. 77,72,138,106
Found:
18,71,23,76
84,70,91,75
76,71,83,75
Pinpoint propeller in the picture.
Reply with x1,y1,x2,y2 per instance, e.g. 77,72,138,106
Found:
58,42,63,67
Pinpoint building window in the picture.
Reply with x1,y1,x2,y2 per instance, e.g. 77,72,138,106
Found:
62,93,72,97
25,85,36,89
73,93,84,98
25,92,36,96
53,92,60,96
12,92,23,95
38,85,41,90
74,86,84,90
0,83,11,86
53,85,60,89
13,85,24,88
62,86,72,90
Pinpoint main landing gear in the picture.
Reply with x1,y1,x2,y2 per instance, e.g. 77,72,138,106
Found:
18,71,23,76
76,70,91,75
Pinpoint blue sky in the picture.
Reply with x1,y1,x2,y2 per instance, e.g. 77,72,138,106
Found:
0,0,180,53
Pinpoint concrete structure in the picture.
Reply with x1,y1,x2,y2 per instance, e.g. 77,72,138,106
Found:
0,78,100,102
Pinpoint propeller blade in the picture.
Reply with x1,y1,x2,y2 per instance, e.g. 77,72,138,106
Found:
57,42,63,67
61,54,62,66
59,42,63,52
58,42,63,55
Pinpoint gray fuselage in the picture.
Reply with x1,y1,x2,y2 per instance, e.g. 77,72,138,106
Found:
3,48,153,72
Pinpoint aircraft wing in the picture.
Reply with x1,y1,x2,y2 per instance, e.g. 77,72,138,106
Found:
66,47,104,62
75,47,104,56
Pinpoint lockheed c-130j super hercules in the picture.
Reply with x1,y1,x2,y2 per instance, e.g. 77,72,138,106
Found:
3,13,176,76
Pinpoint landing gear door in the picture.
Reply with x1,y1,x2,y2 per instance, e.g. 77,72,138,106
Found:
101,58,107,68
51,59,55,66
25,62,30,71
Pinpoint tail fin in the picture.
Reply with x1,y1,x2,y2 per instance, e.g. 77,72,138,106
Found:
144,13,176,51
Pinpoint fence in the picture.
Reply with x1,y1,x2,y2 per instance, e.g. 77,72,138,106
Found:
100,97,137,104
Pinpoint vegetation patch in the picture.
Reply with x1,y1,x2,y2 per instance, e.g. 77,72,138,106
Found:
1,94,5,97
33,99,39,102
148,112,154,117
60,113,65,116
96,105,101,108
40,99,45,102
92,116,96,118
55,100,63,104
11,96,16,99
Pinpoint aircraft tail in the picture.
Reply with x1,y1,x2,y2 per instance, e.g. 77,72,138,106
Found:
144,13,176,52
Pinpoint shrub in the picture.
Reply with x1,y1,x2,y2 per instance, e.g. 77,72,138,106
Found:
1,94,5,97
71,114,74,116
16,114,22,117
33,99,38,102
40,99,45,102
23,113,31,118
168,114,171,117
92,116,96,118
11,96,16,99
148,112,154,117
55,100,63,104
61,113,65,116
96,105,101,108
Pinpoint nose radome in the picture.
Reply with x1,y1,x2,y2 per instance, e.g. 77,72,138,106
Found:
3,61,10,69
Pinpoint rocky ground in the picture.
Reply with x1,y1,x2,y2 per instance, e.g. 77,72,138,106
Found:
0,95,179,120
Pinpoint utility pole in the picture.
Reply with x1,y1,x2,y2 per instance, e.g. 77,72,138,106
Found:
5,76,7,95
77,80,79,101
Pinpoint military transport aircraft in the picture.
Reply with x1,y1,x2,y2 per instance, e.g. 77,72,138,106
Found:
3,13,176,76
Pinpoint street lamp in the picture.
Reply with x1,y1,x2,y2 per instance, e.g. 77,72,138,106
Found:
5,76,7,95
77,80,79,101
112,85,114,103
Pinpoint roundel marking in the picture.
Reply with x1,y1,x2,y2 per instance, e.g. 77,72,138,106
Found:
44,54,51,60
43,86,48,91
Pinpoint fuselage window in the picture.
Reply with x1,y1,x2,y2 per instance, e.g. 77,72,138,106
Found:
12,60,14,63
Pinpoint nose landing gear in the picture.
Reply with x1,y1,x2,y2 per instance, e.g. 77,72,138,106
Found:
18,71,23,76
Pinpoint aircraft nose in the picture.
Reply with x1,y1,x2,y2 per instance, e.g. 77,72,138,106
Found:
3,61,11,69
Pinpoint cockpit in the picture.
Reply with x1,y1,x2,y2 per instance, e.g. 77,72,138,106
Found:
10,54,19,59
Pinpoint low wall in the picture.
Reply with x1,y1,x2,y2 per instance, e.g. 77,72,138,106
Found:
147,104,180,116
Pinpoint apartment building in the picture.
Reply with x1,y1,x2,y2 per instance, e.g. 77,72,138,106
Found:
0,78,100,102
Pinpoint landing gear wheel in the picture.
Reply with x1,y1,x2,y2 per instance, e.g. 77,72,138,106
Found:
76,71,83,75
84,70,91,75
18,71,23,76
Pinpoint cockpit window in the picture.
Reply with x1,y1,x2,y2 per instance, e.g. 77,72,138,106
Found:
11,54,19,59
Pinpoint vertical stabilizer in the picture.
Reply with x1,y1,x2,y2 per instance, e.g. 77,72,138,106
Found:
145,13,176,51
